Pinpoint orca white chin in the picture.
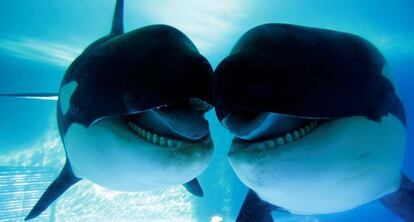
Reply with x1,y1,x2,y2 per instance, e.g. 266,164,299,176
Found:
228,115,406,215
64,115,213,192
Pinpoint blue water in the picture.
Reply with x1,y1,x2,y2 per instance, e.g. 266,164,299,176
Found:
0,0,413,221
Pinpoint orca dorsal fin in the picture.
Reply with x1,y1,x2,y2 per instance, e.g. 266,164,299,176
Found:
183,178,204,197
380,174,414,221
236,189,278,222
0,93,58,101
25,161,81,221
110,0,124,35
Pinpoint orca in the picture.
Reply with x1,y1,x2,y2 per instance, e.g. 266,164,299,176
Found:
1,0,214,220
213,24,413,221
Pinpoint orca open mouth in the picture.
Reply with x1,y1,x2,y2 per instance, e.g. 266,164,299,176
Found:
225,112,328,150
124,99,212,148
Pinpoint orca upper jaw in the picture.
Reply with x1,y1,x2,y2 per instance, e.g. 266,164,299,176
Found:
229,118,324,152
63,106,213,192
126,120,211,148
124,111,213,150
227,114,406,214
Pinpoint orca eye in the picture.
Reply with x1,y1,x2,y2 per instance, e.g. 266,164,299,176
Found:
70,99,81,116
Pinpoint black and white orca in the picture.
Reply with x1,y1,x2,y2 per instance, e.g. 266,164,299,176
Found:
1,0,214,220
213,24,413,222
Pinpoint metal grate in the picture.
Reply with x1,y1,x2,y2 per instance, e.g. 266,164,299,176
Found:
0,167,56,222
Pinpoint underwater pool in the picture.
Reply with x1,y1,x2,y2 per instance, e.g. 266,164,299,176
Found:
0,0,413,221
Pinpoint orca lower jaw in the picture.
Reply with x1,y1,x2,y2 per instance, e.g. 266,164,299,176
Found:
64,114,214,192
230,119,326,152
227,115,406,214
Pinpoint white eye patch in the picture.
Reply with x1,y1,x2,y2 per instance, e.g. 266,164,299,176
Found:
60,81,78,115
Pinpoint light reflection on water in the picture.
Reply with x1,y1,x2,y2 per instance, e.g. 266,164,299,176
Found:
0,167,55,222
0,116,196,222
55,182,195,222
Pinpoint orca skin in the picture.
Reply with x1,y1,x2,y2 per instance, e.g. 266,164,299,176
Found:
22,0,214,220
213,24,411,222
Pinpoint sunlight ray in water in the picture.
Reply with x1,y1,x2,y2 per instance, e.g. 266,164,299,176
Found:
0,38,82,67
134,0,249,55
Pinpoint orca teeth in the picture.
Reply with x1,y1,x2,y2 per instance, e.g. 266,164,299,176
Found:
235,121,320,150
128,122,199,147
285,133,293,143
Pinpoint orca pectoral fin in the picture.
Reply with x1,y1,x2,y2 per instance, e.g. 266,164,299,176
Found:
380,174,414,222
236,189,277,222
25,161,81,221
0,93,59,101
183,178,204,197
